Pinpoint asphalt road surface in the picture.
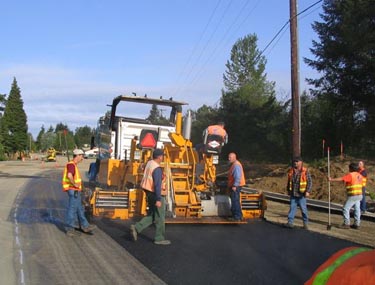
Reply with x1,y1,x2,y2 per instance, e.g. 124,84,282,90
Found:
0,158,365,285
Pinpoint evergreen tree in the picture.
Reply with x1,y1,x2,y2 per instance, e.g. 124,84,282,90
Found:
147,104,160,123
1,78,28,158
305,0,375,156
220,34,287,161
223,34,270,93
146,104,169,125
0,94,7,159
36,125,46,151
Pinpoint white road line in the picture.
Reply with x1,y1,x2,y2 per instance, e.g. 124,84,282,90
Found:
14,190,26,284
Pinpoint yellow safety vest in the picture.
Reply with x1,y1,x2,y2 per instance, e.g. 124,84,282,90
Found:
140,160,167,196
62,161,82,191
288,167,308,193
346,172,363,196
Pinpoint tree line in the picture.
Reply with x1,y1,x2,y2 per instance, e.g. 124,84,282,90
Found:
0,0,373,162
0,79,95,160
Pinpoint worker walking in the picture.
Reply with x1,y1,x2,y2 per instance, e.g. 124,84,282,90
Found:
203,122,228,144
329,162,363,229
358,160,368,214
227,152,245,221
130,149,171,245
284,157,312,230
62,149,97,236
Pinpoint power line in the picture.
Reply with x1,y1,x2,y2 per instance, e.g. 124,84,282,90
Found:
257,0,323,61
186,0,261,90
171,0,222,97
173,0,234,98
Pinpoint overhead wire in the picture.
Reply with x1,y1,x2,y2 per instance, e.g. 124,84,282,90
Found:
174,0,234,98
256,0,323,62
171,0,222,97
174,0,323,101
187,0,261,91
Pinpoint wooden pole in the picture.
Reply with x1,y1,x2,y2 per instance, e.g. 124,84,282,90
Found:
290,0,301,158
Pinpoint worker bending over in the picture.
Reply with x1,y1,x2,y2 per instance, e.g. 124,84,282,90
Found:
203,122,228,145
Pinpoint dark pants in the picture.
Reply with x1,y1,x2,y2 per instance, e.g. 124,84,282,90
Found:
230,187,242,220
360,187,366,212
135,191,166,241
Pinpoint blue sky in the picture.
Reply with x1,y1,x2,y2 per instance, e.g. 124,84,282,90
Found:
0,0,323,138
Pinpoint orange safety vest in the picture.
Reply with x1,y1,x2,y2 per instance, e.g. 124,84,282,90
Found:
228,160,246,187
140,160,167,196
288,167,308,193
62,161,82,191
207,125,227,139
304,247,375,285
359,168,367,187
346,172,363,196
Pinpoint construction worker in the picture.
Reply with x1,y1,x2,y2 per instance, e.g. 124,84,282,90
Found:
358,160,368,214
62,149,97,236
130,149,170,245
284,156,312,230
227,152,245,221
203,122,228,144
329,162,363,229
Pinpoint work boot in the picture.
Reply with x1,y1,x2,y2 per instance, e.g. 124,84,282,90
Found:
338,223,350,229
303,223,309,230
154,240,171,245
82,224,97,233
283,223,294,229
351,224,360,230
130,225,138,241
66,229,81,237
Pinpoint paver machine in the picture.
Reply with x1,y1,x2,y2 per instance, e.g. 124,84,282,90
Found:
88,95,266,223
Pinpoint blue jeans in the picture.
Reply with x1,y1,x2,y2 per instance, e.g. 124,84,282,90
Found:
288,196,308,224
360,187,366,212
66,190,89,230
230,187,242,220
343,195,362,226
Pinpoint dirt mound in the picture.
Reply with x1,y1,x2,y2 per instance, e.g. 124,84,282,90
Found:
242,156,374,208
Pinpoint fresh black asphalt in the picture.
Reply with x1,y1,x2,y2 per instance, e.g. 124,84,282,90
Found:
96,217,361,285
13,163,362,285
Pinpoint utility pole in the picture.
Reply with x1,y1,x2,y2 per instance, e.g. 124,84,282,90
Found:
290,0,301,158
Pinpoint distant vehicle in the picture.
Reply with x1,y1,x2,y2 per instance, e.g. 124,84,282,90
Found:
46,147,56,162
84,147,98,159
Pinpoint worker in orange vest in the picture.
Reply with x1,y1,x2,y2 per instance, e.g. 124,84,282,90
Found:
62,149,97,236
227,152,246,221
284,156,312,229
130,149,170,245
329,162,363,229
203,122,228,144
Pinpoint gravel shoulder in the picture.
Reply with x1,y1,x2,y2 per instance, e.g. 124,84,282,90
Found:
265,200,375,248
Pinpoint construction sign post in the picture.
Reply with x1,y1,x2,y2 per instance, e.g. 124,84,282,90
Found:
327,147,332,230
